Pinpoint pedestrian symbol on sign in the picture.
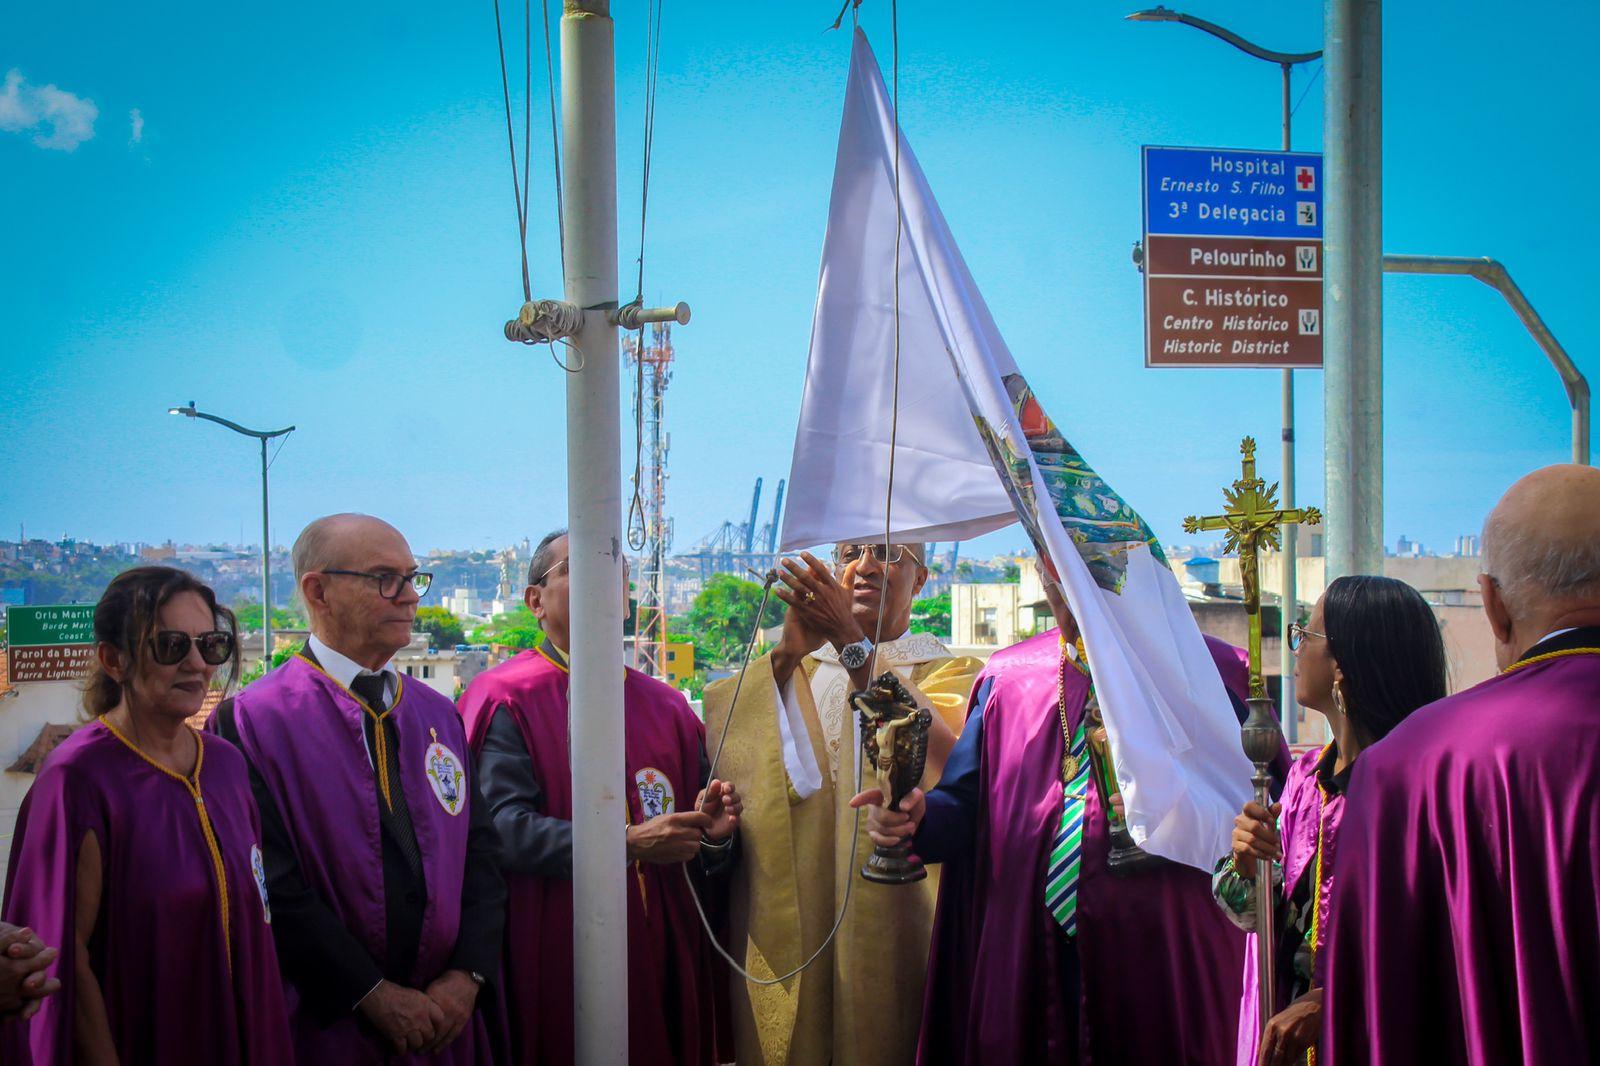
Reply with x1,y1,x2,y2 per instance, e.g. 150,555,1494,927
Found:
1296,246,1318,272
1296,202,1317,227
1299,309,1321,336
1296,166,1315,191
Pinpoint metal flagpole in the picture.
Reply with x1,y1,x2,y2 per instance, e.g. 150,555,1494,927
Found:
1324,0,1385,578
561,2,629,1061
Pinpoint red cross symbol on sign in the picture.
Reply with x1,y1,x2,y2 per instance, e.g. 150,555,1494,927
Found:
1296,166,1315,191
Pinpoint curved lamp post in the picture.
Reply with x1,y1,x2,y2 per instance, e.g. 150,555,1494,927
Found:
168,403,295,671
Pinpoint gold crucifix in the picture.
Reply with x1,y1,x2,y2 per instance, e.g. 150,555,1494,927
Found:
1183,437,1322,702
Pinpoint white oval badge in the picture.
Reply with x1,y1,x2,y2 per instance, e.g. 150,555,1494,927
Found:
425,740,466,816
251,843,271,924
635,766,675,818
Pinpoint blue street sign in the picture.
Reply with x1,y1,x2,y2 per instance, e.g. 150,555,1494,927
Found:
1144,146,1323,240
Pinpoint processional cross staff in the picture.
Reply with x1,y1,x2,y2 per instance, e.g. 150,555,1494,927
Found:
1184,435,1321,1034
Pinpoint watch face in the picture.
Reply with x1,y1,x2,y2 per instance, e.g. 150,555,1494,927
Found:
840,642,869,670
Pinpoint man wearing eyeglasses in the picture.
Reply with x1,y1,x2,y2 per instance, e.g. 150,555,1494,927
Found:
211,513,506,1063
459,528,741,1065
701,541,982,1066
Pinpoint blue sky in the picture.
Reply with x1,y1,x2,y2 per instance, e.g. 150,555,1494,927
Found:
3,1,1594,560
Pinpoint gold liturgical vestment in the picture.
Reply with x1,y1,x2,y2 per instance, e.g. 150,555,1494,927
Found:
703,633,981,1066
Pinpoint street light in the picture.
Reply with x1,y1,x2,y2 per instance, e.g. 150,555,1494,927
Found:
168,402,295,671
1126,7,1321,747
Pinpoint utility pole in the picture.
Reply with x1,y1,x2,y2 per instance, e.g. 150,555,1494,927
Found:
1323,0,1384,577
501,3,690,1057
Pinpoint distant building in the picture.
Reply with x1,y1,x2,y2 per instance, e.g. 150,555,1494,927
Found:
663,641,696,689
950,567,1049,648
1454,534,1481,557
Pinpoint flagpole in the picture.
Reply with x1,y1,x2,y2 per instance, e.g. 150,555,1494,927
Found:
561,2,629,1061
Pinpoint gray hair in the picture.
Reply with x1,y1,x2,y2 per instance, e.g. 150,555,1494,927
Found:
527,528,568,586
1482,510,1600,616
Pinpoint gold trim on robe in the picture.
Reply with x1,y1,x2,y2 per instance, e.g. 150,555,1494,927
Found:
703,639,981,1066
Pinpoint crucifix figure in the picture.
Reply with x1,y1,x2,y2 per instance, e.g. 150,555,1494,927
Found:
1183,435,1321,1036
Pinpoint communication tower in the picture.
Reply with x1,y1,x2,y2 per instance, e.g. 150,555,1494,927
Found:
624,322,675,678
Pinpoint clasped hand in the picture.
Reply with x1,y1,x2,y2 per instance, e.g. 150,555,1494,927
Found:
1231,800,1283,875
848,786,926,851
626,778,743,864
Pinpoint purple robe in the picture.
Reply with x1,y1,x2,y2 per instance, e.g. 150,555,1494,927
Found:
228,654,490,1064
1324,645,1600,1064
458,649,728,1065
1234,744,1344,1066
918,631,1252,1064
1,721,292,1065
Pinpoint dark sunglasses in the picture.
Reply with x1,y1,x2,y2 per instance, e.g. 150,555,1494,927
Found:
150,630,236,666
321,569,433,600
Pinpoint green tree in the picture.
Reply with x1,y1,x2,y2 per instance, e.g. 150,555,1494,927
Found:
677,574,786,668
1003,563,1021,582
239,643,301,687
416,606,467,649
468,606,545,650
233,603,306,633
909,590,951,638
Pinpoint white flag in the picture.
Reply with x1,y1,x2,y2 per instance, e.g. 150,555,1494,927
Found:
781,29,1252,870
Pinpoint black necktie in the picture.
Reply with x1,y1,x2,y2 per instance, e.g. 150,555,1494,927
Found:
350,672,389,713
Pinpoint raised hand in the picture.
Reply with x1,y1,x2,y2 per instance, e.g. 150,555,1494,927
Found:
696,779,743,842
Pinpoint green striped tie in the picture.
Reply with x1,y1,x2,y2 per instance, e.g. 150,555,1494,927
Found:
1045,718,1092,935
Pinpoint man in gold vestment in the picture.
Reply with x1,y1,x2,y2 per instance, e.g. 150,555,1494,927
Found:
703,543,981,1065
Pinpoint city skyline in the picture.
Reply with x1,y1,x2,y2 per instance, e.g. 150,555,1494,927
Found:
4,2,1593,560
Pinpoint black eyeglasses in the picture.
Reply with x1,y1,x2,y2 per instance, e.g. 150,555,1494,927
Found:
1288,623,1328,651
321,569,433,599
150,630,236,666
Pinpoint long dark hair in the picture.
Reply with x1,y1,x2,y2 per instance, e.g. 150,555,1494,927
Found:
1322,575,1448,745
83,566,240,717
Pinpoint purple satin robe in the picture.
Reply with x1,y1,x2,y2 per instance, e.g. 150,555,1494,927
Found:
229,654,490,1065
1,721,292,1065
1324,647,1600,1064
1234,743,1344,1066
459,649,729,1065
918,630,1251,1064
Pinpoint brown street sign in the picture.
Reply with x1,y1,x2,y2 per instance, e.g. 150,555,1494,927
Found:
1143,146,1324,369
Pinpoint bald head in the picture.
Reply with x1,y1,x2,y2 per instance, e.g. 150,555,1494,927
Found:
293,513,409,583
1483,465,1600,616
1480,465,1600,667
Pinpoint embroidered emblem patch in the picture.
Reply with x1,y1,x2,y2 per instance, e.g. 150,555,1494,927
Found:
251,843,271,924
425,738,466,816
635,767,674,818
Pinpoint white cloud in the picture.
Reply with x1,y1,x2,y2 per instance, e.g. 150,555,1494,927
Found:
129,107,143,144
0,69,98,152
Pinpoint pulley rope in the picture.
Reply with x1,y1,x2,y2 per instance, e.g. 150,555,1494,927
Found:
682,0,906,988
627,0,666,552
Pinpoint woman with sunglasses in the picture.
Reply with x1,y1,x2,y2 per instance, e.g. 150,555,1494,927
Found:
1213,575,1448,1066
1,566,293,1064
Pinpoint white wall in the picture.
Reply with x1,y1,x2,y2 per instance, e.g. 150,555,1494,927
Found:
0,680,86,893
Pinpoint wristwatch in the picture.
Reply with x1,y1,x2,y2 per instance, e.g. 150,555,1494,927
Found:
838,636,874,671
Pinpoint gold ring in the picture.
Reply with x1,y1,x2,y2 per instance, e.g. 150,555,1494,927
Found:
804,590,816,602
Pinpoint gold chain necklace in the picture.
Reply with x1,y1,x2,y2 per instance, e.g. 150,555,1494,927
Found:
1057,635,1090,782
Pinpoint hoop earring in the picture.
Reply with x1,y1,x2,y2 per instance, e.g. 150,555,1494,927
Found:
1331,683,1348,718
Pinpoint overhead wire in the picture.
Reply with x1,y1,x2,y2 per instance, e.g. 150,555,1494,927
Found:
1290,60,1323,121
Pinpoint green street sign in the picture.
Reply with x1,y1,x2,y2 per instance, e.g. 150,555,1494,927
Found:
6,605,96,647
